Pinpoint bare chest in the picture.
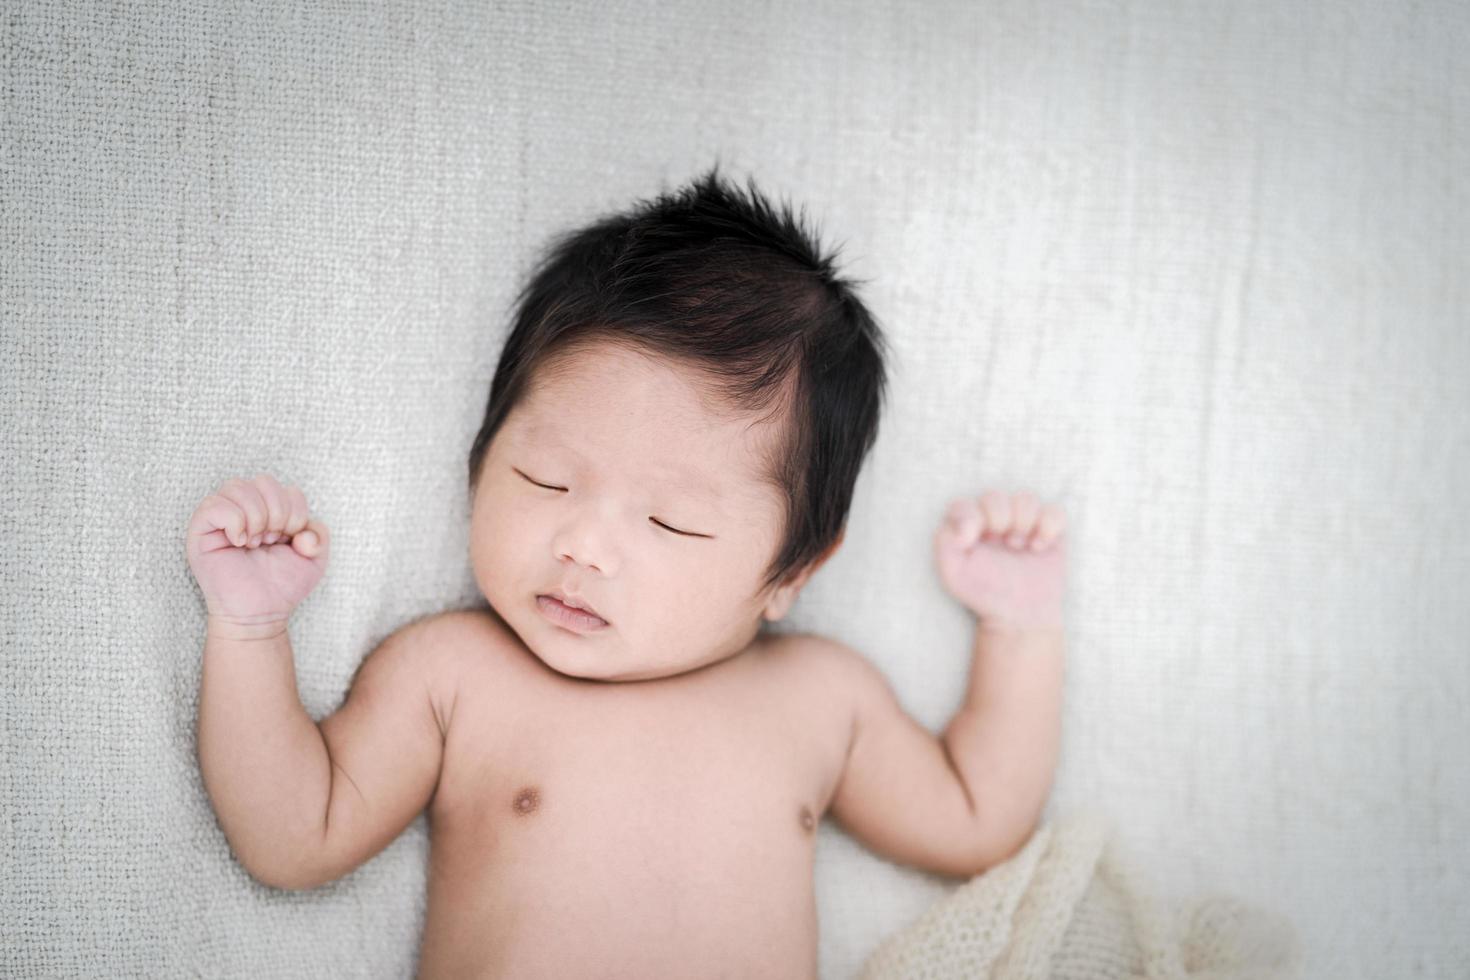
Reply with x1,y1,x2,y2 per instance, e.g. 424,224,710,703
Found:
416,640,847,978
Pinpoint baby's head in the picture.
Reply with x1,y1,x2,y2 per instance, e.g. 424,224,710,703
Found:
466,165,889,681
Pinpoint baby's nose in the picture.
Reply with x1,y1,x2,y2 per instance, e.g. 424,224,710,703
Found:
552,522,615,576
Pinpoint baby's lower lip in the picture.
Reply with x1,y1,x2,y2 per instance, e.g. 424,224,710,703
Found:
536,595,609,631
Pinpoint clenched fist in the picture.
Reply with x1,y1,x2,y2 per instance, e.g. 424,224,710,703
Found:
933,489,1068,633
184,473,331,630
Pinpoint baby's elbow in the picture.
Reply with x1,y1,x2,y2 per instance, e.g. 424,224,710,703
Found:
238,848,328,893
960,807,1042,877
259,869,329,893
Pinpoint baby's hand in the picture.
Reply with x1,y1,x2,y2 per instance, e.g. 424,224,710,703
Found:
933,490,1068,633
184,474,331,630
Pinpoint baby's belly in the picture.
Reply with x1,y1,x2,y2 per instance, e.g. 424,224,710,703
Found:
415,786,820,979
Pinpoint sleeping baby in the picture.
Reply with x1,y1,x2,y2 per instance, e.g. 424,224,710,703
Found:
185,165,1069,978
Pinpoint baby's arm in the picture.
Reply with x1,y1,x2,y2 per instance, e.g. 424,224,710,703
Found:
827,490,1068,878
189,475,468,890
198,610,461,891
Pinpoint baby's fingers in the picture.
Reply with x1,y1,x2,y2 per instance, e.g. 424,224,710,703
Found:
1030,504,1068,551
216,478,267,546
1006,491,1041,547
282,484,310,538
977,491,1011,540
943,497,985,549
292,518,329,559
189,494,250,549
254,474,292,544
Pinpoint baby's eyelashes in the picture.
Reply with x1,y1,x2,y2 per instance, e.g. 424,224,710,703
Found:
515,468,565,491
515,466,711,538
650,517,705,537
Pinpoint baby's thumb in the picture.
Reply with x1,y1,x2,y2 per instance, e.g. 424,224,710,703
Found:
293,519,330,559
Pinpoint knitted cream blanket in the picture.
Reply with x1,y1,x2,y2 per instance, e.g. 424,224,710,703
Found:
860,811,1300,980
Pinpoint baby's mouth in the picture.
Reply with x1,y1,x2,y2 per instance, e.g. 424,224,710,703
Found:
536,594,610,631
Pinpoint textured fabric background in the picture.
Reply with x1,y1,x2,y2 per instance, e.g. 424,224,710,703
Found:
3,1,1467,977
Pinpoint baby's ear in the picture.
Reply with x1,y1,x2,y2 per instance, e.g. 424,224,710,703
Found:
760,531,845,622
761,582,801,623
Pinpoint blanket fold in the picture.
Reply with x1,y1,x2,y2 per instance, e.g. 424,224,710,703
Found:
860,811,1299,980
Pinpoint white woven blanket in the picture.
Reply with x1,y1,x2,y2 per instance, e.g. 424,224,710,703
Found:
861,812,1298,980
4,0,1467,976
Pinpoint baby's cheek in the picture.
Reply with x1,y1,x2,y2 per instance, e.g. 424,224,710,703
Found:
469,516,514,599
660,568,725,632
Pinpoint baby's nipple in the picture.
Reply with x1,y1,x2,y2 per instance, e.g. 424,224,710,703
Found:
511,786,540,816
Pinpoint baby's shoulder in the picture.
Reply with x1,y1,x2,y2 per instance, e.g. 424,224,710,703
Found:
429,605,533,673
753,629,890,706
403,605,536,717
749,630,895,786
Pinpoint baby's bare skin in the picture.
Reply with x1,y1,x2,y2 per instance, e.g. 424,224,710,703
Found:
189,340,1069,976
415,611,849,979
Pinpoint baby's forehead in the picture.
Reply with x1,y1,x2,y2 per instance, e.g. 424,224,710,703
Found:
531,346,789,431
512,406,783,511
512,407,772,484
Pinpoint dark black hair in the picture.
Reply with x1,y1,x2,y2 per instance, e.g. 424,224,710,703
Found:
467,163,890,595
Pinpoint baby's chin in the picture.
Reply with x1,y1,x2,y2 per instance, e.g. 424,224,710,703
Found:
532,649,704,684
525,627,731,684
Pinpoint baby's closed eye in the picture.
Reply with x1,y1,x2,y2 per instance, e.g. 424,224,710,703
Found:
513,467,565,492
512,467,707,537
